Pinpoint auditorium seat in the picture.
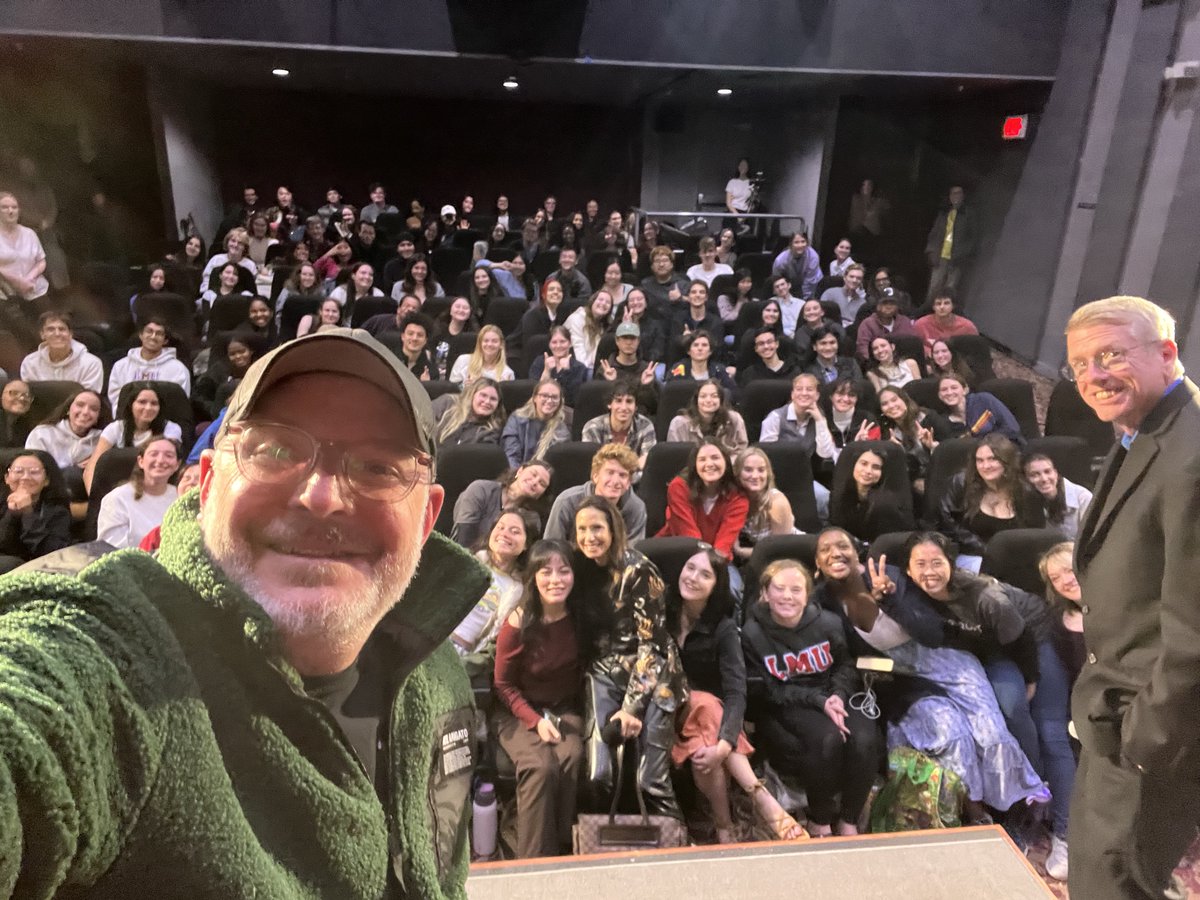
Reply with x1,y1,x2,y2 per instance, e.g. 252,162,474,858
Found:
543,441,601,496
433,443,508,535
638,442,693,536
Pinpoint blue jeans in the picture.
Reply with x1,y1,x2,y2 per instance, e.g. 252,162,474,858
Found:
1030,641,1075,838
983,657,1042,774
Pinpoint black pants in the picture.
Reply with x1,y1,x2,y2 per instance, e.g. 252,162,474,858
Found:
756,704,882,826
584,671,682,821
1069,749,1200,900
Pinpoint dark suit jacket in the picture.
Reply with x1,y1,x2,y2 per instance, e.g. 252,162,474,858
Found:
1072,377,1200,778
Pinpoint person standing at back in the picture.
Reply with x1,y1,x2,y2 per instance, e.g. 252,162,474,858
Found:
1064,295,1200,899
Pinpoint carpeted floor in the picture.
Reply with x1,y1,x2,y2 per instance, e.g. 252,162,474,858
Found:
989,348,1054,429
1025,831,1200,897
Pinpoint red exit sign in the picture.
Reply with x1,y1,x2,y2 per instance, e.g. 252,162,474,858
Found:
1002,115,1028,140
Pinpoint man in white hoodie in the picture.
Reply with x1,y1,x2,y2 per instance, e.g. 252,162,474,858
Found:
107,317,191,411
19,312,104,392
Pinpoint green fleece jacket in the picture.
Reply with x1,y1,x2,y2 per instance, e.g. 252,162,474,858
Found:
0,491,491,899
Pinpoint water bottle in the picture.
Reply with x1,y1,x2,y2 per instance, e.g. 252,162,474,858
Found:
472,782,498,860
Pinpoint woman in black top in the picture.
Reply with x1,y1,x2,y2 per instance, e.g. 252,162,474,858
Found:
830,447,915,543
876,386,953,495
666,545,803,842
0,450,71,573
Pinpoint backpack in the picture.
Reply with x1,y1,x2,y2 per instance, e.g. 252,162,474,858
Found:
869,747,966,832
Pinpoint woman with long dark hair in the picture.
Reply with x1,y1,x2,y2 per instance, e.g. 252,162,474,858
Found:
563,289,615,370
876,386,953,494
83,383,182,493
667,546,804,842
493,539,585,858
666,380,748,458
1023,453,1093,541
394,253,443,305
936,434,1045,568
829,446,915,543
572,496,687,820
0,450,71,572
657,439,749,561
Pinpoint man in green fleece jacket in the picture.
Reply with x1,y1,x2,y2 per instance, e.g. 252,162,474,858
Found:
0,328,491,898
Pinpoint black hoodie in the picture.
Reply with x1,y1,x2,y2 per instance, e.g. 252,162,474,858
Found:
742,599,858,710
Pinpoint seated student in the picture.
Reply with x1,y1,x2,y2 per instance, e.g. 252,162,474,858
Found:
828,238,857,278
812,528,1048,827
360,294,413,337
741,558,882,837
685,236,734,288
493,539,586,859
657,440,749,562
904,531,1071,844
928,339,977,386
1023,453,1092,542
793,298,844,367
639,245,689,317
274,262,326,317
854,292,918,365
805,326,863,385
735,300,799,372
199,227,257,287
573,496,687,821
876,386,953,495
864,336,922,392
433,378,506,450
666,380,748,459
197,262,253,316
0,450,72,573
515,278,568,353
771,232,821,301
936,434,1046,568
738,327,802,386
96,436,180,550
296,297,344,338
0,380,35,449
768,273,804,339
665,330,738,396
328,261,384,322
450,509,537,660
19,311,104,392
107,317,192,412
667,547,805,843
194,334,269,419
830,446,915,543
732,448,800,565
449,325,515,386
869,268,914,317
594,320,659,415
502,379,570,468
913,288,978,353
25,388,108,513
544,443,646,541
529,326,589,407
596,259,633,306
759,374,835,521
548,247,592,305
668,281,725,351
386,312,438,381
390,254,444,305
452,460,553,550
822,377,877,452
129,265,169,315
581,381,657,473
240,297,278,349
818,263,868,329
563,290,615,370
935,373,1023,444
83,383,183,494
612,288,667,365
716,268,755,323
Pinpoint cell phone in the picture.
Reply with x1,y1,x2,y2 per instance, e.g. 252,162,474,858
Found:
865,424,882,440
542,710,562,731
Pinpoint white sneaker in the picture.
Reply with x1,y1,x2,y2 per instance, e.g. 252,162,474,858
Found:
1045,835,1068,881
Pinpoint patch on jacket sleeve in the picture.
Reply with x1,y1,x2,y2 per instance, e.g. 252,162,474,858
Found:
439,723,473,778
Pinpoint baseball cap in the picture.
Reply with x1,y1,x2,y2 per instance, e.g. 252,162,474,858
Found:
440,204,456,217
217,328,436,456
615,322,640,338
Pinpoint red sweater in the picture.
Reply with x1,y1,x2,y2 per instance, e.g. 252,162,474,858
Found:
493,615,581,729
657,477,749,559
914,314,979,353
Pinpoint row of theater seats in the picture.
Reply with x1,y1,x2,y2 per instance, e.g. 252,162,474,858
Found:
432,433,1097,541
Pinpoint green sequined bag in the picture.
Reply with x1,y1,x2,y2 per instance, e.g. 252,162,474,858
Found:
869,747,966,832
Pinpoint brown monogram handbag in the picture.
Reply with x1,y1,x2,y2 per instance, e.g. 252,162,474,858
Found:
572,741,688,854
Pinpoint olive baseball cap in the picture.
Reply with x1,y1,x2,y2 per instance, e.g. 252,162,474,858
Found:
217,328,436,455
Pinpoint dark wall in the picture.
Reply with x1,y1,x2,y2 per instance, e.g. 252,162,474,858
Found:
212,90,643,220
820,84,1051,301
0,51,162,262
4,0,1068,79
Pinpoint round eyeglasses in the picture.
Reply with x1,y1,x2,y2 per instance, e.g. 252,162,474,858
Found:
1061,339,1161,383
222,421,433,501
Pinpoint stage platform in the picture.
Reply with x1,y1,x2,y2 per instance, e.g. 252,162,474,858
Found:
468,826,1053,899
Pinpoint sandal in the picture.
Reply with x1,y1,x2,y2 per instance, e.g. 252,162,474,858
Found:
745,780,809,841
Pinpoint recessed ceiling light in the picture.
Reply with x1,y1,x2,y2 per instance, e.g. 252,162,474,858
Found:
272,68,290,77
502,75,519,90
717,87,733,96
